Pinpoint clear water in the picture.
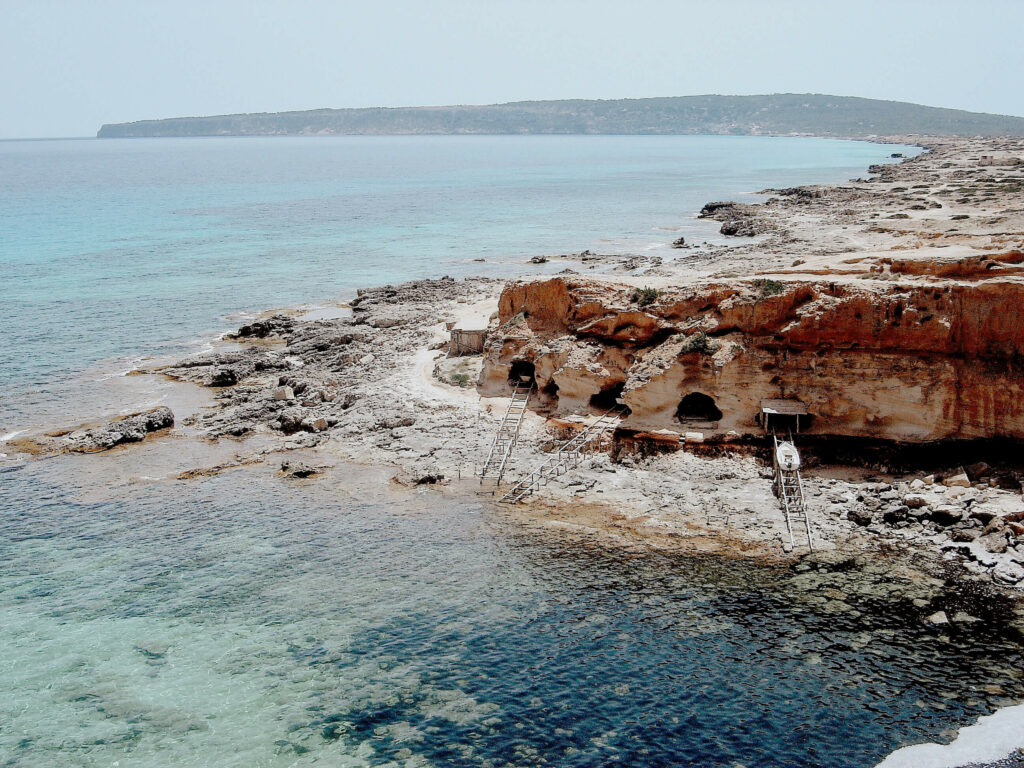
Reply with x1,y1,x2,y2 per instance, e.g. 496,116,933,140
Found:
1,457,1021,768
0,135,913,432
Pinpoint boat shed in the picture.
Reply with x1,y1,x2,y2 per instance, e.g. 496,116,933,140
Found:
448,323,488,356
760,399,812,434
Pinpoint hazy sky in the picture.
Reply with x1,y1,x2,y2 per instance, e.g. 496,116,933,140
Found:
2,0,1022,139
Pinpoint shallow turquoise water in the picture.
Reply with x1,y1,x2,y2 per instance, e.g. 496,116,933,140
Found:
0,134,913,432
1,457,1021,767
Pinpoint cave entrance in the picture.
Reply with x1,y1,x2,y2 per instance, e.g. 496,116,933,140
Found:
676,392,723,423
508,360,536,387
590,381,631,415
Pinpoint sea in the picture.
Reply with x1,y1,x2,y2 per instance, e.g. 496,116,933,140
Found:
3,135,1022,768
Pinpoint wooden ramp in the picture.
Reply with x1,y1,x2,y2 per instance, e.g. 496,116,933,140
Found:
500,407,624,504
479,383,533,486
773,433,813,552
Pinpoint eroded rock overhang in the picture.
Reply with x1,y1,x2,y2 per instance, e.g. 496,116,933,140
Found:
478,273,1024,443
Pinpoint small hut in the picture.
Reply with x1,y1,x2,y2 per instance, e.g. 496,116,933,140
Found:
448,320,488,356
760,399,812,434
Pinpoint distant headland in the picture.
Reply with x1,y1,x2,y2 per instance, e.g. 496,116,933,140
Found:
96,93,1024,139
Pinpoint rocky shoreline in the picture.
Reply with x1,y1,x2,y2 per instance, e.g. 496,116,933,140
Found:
8,136,1024,617
8,133,1024,767
13,138,1024,588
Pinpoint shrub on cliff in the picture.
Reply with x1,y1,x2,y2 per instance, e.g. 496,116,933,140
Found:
752,278,785,299
681,331,717,355
631,287,661,307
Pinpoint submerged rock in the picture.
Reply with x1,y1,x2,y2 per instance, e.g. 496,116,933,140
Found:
280,460,324,479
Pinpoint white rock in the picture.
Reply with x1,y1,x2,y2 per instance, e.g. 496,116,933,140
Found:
944,471,971,488
684,431,704,444
993,561,1024,585
925,610,949,625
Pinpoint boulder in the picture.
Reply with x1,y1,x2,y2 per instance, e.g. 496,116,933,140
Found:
966,461,991,480
980,532,1009,554
970,505,1000,524
278,408,305,434
943,471,971,488
925,610,949,625
903,493,928,509
950,528,980,543
848,508,873,527
993,561,1024,586
273,386,295,401
930,505,964,526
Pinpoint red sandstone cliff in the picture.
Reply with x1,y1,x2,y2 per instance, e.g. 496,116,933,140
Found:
480,271,1024,442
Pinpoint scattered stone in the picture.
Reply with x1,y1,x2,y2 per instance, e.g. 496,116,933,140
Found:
273,386,295,401
925,610,949,626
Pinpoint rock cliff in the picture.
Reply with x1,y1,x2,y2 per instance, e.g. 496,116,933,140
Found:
479,271,1024,443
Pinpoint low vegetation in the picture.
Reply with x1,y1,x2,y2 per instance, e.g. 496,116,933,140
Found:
752,278,786,298
681,331,717,355
631,286,661,307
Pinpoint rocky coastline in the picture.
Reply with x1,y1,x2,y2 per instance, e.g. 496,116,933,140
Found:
8,133,1024,766
8,137,1024,746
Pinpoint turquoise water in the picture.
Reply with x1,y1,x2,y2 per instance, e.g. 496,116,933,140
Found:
2,457,1022,768
1,135,912,431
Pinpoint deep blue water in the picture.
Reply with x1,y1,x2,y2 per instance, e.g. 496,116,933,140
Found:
0,135,913,432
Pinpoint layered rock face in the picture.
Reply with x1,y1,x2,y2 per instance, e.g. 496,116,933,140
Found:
479,275,1024,442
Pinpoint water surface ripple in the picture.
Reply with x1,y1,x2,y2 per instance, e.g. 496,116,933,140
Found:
1,458,1021,767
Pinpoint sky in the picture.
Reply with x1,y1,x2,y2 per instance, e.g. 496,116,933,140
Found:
2,0,1023,139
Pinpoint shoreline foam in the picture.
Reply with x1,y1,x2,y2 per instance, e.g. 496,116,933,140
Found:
876,704,1024,768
